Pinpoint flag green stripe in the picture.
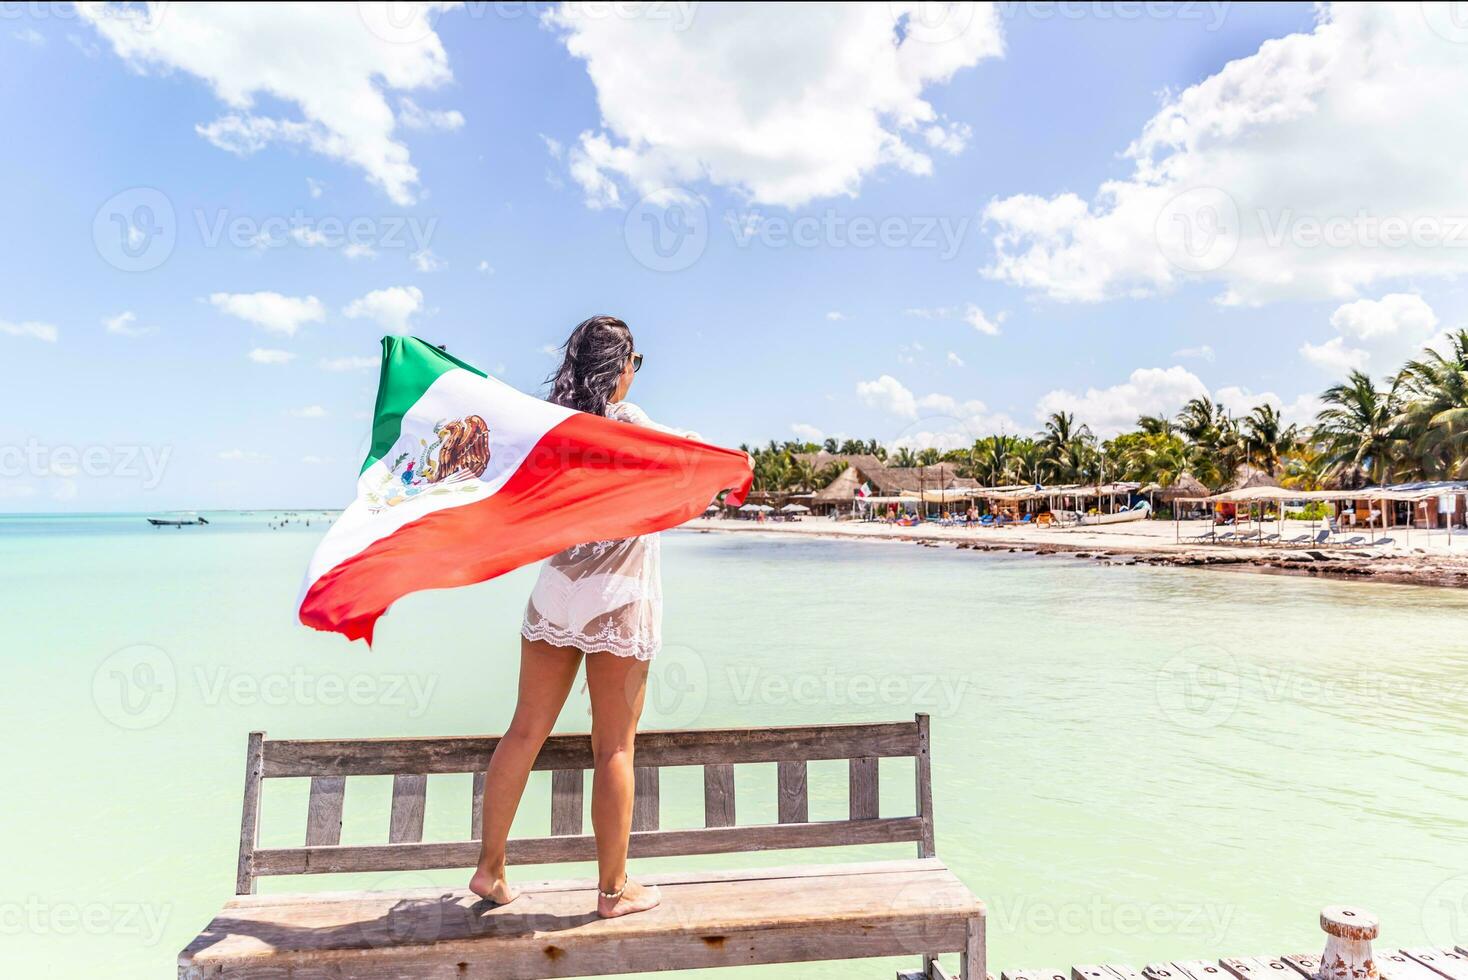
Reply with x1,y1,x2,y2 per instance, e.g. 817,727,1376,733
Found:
361,336,487,475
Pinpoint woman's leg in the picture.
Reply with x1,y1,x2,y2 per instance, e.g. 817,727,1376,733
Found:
584,649,661,917
469,636,583,903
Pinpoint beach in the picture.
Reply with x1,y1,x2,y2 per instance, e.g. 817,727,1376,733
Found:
682,516,1468,589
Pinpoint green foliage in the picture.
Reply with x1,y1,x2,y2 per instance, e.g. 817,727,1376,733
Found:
741,329,1468,493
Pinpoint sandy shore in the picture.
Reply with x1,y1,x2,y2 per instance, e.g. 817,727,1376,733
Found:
679,516,1468,589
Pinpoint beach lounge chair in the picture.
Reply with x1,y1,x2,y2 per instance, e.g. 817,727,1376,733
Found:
1283,533,1311,545
1235,530,1261,544
1211,531,1237,544
1260,533,1281,544
1018,513,1035,525
179,720,986,980
1340,535,1367,547
1371,537,1395,547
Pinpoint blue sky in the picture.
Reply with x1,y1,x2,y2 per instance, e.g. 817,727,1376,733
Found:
3,2,1466,511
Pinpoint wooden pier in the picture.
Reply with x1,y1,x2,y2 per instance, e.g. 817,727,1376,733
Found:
968,907,1468,980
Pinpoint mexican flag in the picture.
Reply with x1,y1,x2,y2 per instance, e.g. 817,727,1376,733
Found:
299,336,752,643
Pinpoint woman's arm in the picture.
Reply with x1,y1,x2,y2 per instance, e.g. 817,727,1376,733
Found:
610,401,700,441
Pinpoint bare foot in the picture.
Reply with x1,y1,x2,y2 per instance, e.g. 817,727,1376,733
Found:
469,867,519,905
597,878,661,919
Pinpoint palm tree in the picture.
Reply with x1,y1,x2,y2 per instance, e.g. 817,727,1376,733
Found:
1137,414,1176,437
1039,411,1094,482
1393,328,1468,479
1175,396,1221,444
891,447,918,468
1314,370,1401,485
1243,403,1297,475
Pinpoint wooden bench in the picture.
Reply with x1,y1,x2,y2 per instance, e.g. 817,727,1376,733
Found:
179,714,984,979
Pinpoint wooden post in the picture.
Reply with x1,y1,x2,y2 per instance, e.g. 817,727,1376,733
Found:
1315,906,1378,980
235,731,265,895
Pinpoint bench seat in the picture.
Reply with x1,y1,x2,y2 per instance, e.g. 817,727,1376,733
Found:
180,858,984,979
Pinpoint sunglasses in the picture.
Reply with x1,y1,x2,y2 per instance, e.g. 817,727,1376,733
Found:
631,352,644,373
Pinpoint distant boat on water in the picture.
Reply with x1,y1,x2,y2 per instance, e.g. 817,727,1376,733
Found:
146,516,210,527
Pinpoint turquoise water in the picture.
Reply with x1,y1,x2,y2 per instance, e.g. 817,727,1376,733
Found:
5,513,1468,977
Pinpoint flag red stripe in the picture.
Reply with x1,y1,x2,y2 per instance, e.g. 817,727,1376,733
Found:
299,412,751,643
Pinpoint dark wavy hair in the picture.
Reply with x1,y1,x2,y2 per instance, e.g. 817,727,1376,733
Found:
547,315,634,417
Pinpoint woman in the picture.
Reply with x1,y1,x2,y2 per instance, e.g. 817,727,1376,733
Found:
469,315,696,919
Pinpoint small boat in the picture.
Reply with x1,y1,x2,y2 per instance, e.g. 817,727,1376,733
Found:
1077,501,1151,526
146,516,210,527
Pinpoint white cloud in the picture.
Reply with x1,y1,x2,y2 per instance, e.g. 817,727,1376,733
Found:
541,133,564,159
0,318,58,342
79,3,458,205
477,260,494,274
301,455,326,465
14,28,44,47
946,351,964,367
857,375,919,419
1214,385,1322,427
210,291,326,336
790,423,824,442
343,242,377,260
306,176,323,198
983,5,1468,305
288,405,328,418
858,373,1015,447
320,354,379,372
902,303,1004,336
411,248,443,272
963,305,1004,336
545,3,1002,208
1300,293,1446,374
397,96,464,131
342,285,423,334
1037,366,1210,437
825,311,847,321
248,348,296,364
103,310,155,337
217,449,270,462
51,479,79,502
1172,344,1215,362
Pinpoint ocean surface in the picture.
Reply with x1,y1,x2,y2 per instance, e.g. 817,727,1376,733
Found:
5,511,1468,978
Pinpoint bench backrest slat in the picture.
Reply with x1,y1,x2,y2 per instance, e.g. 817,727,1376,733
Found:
550,769,584,836
703,763,736,827
776,759,809,823
305,776,345,846
388,774,428,844
236,716,934,894
259,720,919,777
849,756,880,820
632,767,660,832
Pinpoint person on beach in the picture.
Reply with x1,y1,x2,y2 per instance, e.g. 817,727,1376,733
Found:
469,315,698,919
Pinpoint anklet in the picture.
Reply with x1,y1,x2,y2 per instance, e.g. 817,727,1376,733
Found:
598,877,627,901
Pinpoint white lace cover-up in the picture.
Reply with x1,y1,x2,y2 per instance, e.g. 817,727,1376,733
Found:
520,401,694,661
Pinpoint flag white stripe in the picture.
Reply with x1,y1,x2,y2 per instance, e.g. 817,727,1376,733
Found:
298,369,572,606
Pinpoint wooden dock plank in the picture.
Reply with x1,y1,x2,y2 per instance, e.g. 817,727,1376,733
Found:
1220,957,1301,980
1001,969,1067,980
1074,965,1143,980
1280,953,1320,977
1382,950,1455,980
1402,948,1468,980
